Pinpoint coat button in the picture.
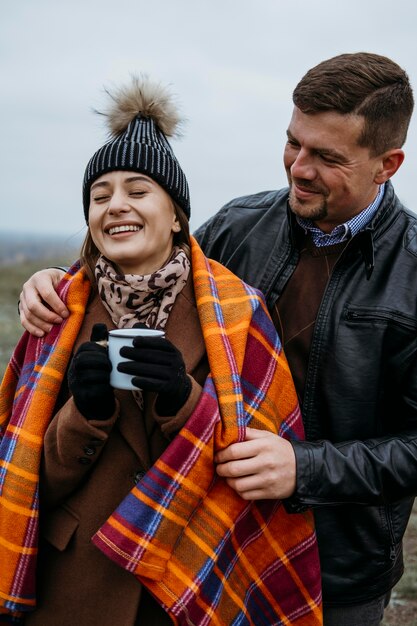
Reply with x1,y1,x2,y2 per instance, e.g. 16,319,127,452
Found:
134,470,146,484
83,446,96,456
78,456,92,465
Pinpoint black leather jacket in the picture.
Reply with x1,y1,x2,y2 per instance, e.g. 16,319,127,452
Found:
194,181,417,605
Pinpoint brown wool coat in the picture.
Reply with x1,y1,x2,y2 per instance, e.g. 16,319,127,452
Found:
24,277,208,626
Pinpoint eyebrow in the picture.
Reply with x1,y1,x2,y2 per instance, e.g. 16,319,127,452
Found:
90,175,151,191
286,129,347,162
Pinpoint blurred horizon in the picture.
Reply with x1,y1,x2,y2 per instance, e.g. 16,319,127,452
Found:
0,230,84,266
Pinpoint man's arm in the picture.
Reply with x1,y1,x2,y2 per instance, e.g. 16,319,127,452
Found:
19,268,68,336
216,427,417,507
287,431,417,507
20,190,269,336
19,210,223,338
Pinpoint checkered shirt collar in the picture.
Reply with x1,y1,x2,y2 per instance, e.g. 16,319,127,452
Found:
296,183,385,247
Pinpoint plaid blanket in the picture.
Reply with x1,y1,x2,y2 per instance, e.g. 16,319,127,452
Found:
0,237,322,624
93,238,322,625
0,263,90,621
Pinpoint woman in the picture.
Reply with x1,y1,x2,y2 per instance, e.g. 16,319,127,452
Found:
0,76,322,625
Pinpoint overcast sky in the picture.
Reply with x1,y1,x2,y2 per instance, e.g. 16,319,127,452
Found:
2,0,417,239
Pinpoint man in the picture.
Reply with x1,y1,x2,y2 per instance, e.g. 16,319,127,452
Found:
18,53,417,625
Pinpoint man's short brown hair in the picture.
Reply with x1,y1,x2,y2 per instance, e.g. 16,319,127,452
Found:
293,52,414,156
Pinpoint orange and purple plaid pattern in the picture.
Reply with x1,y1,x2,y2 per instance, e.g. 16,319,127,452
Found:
93,238,323,625
0,263,90,621
0,239,322,624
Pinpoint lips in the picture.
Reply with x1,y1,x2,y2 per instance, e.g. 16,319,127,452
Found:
293,182,321,196
107,224,142,236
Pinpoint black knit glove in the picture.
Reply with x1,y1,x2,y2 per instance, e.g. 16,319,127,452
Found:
68,323,116,420
118,335,192,416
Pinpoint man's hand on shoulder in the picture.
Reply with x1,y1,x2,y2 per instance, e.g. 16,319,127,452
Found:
19,268,68,336
215,427,297,500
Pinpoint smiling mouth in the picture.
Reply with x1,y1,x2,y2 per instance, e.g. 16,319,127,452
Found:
293,182,321,195
107,225,142,236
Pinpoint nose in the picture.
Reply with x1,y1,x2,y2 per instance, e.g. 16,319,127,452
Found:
290,148,316,181
108,189,130,214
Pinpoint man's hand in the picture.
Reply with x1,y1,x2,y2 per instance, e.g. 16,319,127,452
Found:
215,427,297,500
20,268,68,336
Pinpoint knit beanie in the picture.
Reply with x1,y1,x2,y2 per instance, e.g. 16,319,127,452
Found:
82,75,190,221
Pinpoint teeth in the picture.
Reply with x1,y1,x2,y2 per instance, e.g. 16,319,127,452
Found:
108,225,141,236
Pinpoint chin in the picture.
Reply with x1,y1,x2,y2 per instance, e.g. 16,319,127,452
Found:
289,196,327,222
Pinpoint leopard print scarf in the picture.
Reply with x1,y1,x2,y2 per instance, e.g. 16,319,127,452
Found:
95,246,191,331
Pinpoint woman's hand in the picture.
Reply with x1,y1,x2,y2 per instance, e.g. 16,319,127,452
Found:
68,324,116,420
19,268,68,336
118,335,192,415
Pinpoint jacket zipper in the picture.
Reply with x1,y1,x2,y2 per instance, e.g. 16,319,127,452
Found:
345,309,417,331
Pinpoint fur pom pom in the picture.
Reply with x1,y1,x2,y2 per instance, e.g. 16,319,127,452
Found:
102,74,183,138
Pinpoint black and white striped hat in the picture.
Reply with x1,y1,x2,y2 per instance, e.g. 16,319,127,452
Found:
82,75,190,221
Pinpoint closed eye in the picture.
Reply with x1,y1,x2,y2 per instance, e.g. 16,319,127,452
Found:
319,153,338,164
286,139,300,148
315,149,346,165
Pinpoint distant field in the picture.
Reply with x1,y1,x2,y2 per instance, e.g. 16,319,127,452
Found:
0,231,83,267
0,257,76,378
0,258,416,624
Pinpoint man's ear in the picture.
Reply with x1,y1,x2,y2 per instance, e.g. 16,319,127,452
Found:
374,149,405,184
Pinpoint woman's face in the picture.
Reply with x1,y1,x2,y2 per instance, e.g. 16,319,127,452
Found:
88,171,181,275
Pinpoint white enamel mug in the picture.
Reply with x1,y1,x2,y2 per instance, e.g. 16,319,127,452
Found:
108,328,165,390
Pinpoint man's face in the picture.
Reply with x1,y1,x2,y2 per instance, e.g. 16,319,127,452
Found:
283,107,385,233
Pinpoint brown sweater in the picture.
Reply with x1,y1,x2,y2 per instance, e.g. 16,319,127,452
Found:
272,233,348,406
